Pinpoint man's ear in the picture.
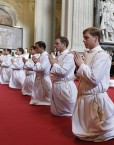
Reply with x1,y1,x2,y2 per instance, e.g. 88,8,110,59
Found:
63,43,66,47
95,36,98,42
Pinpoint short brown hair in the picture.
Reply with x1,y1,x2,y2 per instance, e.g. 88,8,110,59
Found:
83,27,101,42
35,41,46,50
56,36,69,47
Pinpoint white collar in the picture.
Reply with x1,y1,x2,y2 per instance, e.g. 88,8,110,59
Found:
89,45,103,53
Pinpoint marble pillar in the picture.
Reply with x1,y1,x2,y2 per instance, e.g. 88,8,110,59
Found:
34,0,56,52
61,0,74,50
23,1,35,49
61,0,94,52
94,0,101,28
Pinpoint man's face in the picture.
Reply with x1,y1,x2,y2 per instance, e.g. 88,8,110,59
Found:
29,48,36,55
35,44,41,53
54,39,65,52
83,32,96,49
16,49,20,55
4,49,8,55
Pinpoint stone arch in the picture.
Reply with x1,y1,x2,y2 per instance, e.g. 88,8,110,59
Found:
0,1,18,26
0,8,13,26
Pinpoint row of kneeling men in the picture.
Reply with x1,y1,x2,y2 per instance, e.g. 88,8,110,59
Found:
0,41,78,118
1,31,114,143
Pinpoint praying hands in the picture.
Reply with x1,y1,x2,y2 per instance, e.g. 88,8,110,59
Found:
73,51,84,67
32,56,40,63
48,54,57,65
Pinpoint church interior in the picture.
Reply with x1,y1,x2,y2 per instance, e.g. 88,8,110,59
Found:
0,0,114,145
0,0,94,53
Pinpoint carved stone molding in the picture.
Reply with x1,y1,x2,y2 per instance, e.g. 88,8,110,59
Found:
95,0,114,44
0,1,17,25
0,8,13,26
100,42,114,51
0,0,23,20
29,0,35,13
0,0,35,19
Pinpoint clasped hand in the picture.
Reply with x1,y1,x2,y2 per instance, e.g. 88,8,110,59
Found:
32,56,40,63
73,51,84,67
48,54,56,65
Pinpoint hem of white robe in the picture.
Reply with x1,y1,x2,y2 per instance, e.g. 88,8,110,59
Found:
22,92,31,96
109,79,114,87
51,111,72,117
9,85,22,89
73,129,114,142
51,113,72,117
77,136,114,142
29,99,50,106
0,82,9,84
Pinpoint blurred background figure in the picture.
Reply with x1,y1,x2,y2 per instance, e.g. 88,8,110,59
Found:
22,45,40,96
23,48,29,59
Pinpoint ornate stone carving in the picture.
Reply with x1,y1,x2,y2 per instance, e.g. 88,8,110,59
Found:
29,0,35,13
100,0,114,42
0,8,13,26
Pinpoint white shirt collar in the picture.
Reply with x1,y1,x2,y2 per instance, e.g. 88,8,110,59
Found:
60,49,69,55
40,51,48,56
89,45,103,53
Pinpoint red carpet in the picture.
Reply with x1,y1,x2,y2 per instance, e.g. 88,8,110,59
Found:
0,82,114,145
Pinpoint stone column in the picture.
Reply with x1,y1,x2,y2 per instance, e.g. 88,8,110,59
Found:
34,0,56,52
61,0,94,52
61,0,74,50
94,0,101,28
23,1,35,49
